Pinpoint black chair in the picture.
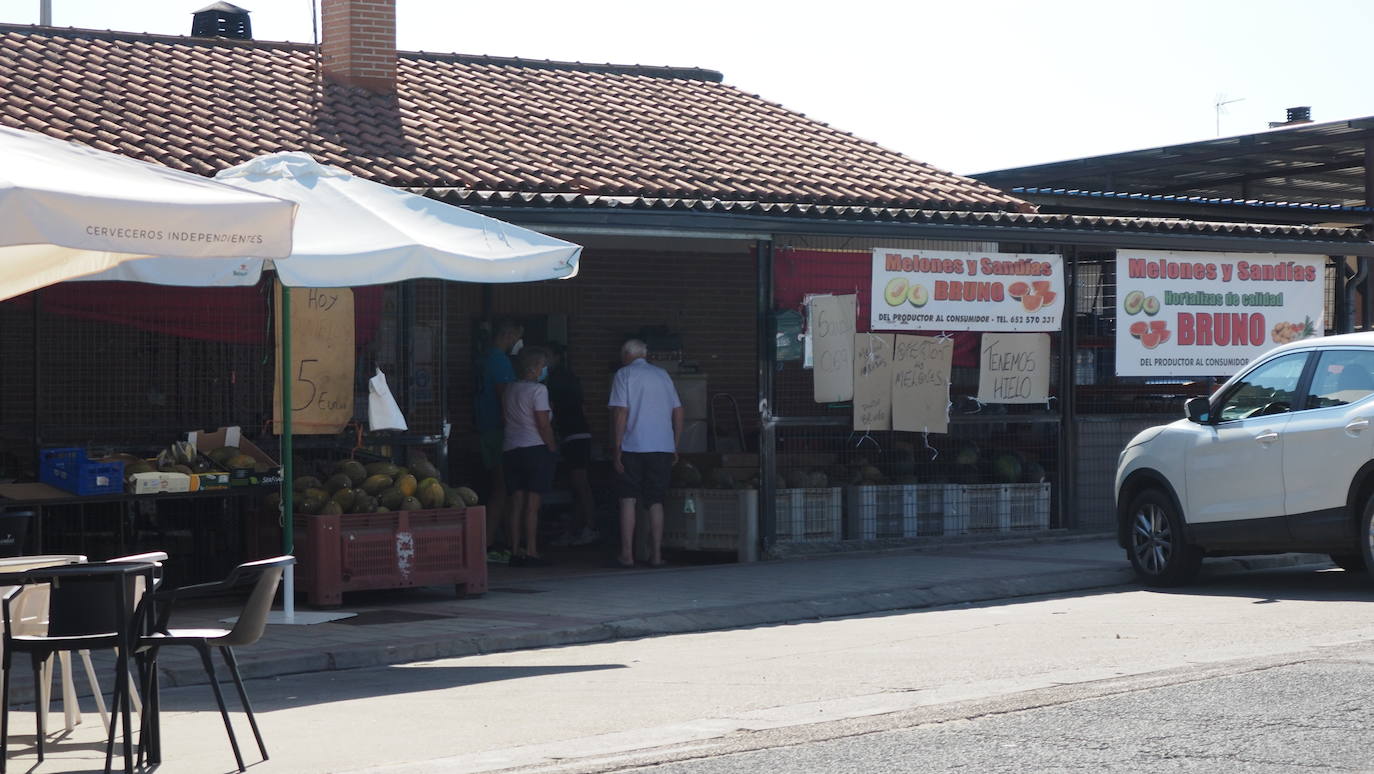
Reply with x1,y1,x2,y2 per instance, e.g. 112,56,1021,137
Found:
0,561,156,774
138,556,294,772
0,512,33,559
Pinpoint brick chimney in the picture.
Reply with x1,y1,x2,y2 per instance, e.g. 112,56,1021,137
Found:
321,0,396,94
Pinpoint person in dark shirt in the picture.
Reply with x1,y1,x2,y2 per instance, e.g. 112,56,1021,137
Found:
547,343,598,546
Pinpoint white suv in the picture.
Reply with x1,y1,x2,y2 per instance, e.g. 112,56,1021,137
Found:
1115,331,1374,585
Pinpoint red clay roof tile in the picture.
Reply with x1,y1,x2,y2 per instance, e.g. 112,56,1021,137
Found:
0,24,1026,212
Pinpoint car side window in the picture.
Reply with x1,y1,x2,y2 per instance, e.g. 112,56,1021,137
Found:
1217,353,1308,421
1307,349,1374,409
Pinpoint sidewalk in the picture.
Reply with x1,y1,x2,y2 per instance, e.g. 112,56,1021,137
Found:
9,535,1333,703
139,534,1331,692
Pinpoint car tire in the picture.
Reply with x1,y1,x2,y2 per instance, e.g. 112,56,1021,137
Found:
1359,498,1374,574
1125,489,1202,587
1329,553,1366,573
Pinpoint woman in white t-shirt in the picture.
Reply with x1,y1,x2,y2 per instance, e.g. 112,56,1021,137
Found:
501,347,558,566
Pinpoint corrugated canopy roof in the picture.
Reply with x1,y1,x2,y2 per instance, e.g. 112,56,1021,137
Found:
973,117,1374,217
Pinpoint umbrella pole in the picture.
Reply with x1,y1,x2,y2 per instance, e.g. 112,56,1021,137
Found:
281,284,296,621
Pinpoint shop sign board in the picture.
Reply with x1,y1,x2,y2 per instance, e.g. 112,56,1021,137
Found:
977,333,1050,404
274,284,356,434
1115,250,1325,377
892,334,953,434
870,248,1063,332
853,333,893,432
809,294,856,402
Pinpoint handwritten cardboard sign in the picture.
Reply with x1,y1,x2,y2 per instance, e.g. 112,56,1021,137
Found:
852,333,893,431
274,284,355,434
977,333,1049,404
810,294,856,403
892,335,953,434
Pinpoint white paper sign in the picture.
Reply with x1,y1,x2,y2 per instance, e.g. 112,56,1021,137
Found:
810,294,856,402
871,248,1063,332
1115,250,1326,377
853,333,893,431
892,335,953,433
977,333,1050,404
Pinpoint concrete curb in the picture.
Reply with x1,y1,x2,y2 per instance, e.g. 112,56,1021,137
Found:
150,551,1335,690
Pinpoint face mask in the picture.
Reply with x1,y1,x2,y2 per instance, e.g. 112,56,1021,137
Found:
509,338,524,355
538,366,548,382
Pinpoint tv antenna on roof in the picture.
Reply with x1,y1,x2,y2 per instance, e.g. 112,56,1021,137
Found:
1215,93,1245,136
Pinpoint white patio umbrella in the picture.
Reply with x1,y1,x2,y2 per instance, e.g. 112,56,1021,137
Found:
0,125,296,301
81,152,582,621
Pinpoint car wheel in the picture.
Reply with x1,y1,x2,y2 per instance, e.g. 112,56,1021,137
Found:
1126,489,1202,586
1329,553,1366,572
1360,498,1374,573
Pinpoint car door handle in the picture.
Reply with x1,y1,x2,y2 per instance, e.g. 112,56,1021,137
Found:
1255,431,1280,445
1347,418,1370,435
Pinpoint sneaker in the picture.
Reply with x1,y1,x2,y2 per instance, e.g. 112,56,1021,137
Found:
486,549,511,565
507,553,528,567
570,527,601,546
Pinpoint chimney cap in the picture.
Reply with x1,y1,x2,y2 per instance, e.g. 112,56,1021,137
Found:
194,2,251,13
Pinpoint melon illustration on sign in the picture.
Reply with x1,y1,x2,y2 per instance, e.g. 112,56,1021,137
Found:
1008,281,1030,299
907,283,929,307
884,277,909,306
1129,321,1148,339
1123,290,1145,315
1142,296,1160,316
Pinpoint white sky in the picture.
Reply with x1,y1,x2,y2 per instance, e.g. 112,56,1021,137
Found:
4,0,1372,175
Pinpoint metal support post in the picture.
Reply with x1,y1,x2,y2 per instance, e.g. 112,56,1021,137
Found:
1057,246,1078,530
755,239,776,556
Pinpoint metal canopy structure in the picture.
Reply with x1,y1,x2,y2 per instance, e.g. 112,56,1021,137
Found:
972,116,1374,226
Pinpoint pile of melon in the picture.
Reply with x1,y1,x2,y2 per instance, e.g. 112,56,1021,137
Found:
284,453,479,516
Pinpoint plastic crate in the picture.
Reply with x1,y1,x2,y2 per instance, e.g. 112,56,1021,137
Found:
844,485,920,540
958,483,1053,533
775,488,843,542
912,484,965,536
664,489,758,561
38,448,124,496
1007,482,1052,530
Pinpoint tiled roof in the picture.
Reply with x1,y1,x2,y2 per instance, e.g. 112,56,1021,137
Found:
0,24,1026,212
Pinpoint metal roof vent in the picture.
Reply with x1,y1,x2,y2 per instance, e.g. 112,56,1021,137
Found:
1286,106,1312,123
191,2,253,40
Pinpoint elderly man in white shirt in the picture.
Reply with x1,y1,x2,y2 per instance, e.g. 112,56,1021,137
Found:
608,339,683,568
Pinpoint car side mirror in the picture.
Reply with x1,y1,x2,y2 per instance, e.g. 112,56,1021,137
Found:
1184,396,1212,424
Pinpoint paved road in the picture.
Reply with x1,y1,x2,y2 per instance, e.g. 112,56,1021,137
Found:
14,564,1374,773
626,645,1374,773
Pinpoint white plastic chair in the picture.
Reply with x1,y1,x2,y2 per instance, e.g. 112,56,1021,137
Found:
0,552,165,737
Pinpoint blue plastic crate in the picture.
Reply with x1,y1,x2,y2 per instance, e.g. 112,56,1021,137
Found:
38,448,124,496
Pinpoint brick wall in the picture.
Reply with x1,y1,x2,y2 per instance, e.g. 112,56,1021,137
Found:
445,245,759,450
321,0,396,93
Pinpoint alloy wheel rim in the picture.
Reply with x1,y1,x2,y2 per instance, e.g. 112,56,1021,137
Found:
1131,503,1171,575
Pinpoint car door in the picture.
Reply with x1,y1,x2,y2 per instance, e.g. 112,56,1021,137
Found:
1183,351,1309,547
1283,347,1374,547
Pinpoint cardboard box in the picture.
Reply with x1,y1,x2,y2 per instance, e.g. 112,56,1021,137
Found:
193,472,231,491
187,426,281,486
130,471,192,495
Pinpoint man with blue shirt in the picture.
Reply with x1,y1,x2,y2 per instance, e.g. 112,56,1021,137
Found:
476,320,522,560
608,339,683,568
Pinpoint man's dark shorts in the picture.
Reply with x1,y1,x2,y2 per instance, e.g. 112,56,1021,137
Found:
504,445,557,495
617,452,673,507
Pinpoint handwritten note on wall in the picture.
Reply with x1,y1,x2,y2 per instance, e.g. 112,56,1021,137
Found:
810,294,856,403
852,333,894,431
977,333,1050,404
892,335,953,434
274,284,356,434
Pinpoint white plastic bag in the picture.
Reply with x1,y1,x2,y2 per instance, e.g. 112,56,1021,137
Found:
368,368,408,431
